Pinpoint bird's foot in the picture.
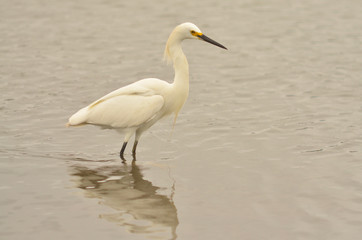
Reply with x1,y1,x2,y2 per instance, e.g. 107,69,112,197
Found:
120,152,126,161
120,142,128,161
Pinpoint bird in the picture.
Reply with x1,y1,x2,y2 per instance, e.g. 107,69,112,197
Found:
67,22,227,160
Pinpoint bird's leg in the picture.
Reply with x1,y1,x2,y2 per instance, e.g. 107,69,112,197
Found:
132,140,138,161
120,142,128,161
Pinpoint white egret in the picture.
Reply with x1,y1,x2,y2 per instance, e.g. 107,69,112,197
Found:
67,22,227,160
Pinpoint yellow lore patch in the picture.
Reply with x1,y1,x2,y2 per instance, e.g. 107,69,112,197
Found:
190,30,202,37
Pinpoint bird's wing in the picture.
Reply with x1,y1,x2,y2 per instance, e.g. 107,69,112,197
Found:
88,82,154,109
68,78,169,127
84,94,164,128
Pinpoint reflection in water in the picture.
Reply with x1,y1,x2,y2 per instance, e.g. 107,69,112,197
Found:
70,160,178,240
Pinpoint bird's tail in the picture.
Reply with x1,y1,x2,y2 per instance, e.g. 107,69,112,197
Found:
66,107,89,127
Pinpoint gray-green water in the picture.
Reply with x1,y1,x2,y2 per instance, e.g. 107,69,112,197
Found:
1,0,362,239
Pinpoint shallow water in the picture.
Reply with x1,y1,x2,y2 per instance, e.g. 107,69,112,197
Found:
1,0,362,239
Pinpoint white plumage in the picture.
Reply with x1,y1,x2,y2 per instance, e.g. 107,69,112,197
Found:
67,22,227,160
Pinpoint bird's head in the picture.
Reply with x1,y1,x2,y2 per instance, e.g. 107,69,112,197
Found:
164,22,227,63
177,22,227,50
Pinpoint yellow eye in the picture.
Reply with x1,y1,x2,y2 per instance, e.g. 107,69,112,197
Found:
191,30,196,34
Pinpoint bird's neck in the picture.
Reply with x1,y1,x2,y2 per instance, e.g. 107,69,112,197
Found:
164,31,190,121
173,49,189,89
167,42,189,89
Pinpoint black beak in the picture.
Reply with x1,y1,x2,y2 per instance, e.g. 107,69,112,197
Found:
198,34,227,50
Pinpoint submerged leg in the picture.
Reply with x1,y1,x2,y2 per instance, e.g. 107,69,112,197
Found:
132,129,144,161
132,140,138,160
120,142,128,160
119,129,137,161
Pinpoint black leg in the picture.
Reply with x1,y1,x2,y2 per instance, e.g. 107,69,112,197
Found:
132,140,138,161
120,142,127,160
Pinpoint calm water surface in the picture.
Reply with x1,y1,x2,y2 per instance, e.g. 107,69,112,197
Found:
1,0,362,239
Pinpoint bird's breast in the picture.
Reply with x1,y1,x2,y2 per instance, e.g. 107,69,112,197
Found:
162,85,189,116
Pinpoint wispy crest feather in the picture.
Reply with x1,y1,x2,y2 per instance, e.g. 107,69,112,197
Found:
163,42,172,64
163,24,186,65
